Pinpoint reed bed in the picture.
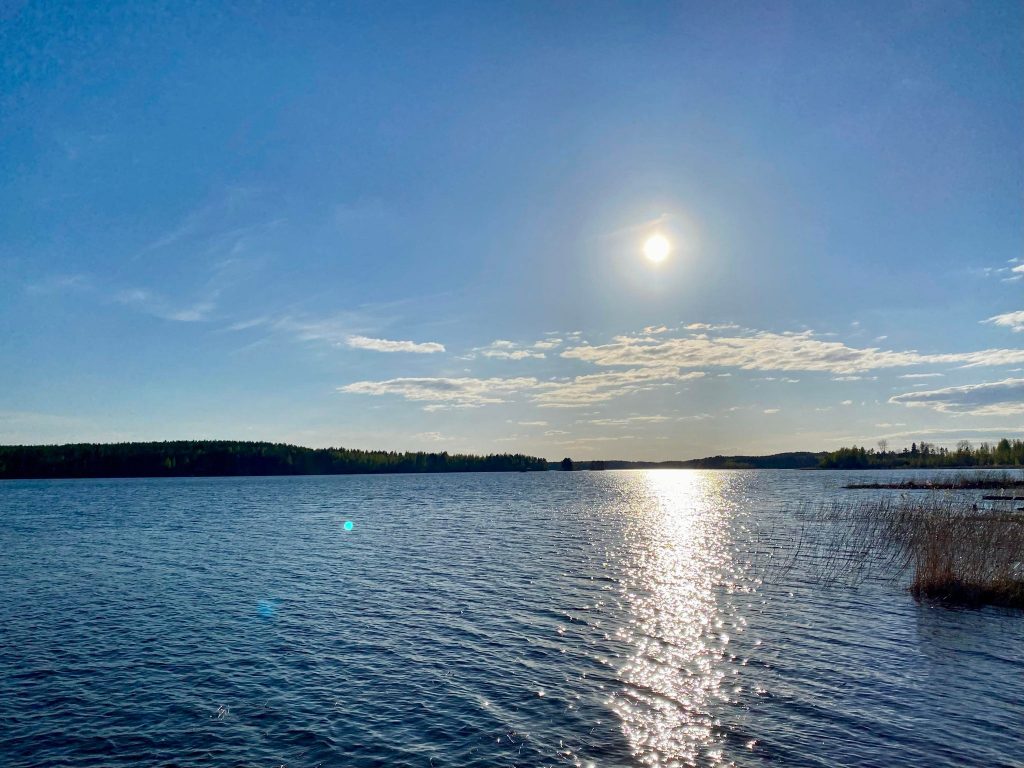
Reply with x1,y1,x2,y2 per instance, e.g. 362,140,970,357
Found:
755,496,1024,609
845,471,1024,491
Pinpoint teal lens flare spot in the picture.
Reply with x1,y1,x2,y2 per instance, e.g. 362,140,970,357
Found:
343,520,354,531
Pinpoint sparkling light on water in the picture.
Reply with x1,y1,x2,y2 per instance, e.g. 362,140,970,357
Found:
343,520,354,531
611,470,744,767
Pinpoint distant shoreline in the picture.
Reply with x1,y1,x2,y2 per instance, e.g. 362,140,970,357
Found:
1,440,1020,480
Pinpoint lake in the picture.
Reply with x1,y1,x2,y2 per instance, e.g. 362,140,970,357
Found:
1,470,1022,766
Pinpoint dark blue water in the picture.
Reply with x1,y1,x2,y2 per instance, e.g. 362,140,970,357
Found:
1,470,1021,767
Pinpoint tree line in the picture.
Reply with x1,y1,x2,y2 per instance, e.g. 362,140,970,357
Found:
819,439,1024,469
0,441,549,479
554,452,823,470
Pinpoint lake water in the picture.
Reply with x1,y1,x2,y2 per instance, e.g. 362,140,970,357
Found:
1,470,1022,767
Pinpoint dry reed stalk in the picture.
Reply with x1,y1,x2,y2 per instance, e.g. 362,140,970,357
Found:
757,496,1024,609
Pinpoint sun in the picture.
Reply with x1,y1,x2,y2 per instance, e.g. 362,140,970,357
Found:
643,234,671,263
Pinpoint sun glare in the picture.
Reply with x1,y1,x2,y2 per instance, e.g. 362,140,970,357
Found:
643,234,671,263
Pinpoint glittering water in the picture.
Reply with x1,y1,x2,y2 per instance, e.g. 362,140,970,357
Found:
1,470,1021,767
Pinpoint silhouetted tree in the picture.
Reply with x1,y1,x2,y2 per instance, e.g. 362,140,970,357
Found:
560,457,574,471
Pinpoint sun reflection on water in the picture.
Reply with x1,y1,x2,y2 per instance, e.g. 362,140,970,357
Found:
611,470,744,767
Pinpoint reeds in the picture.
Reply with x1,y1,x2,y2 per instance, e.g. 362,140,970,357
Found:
756,496,1024,609
845,471,1024,491
897,503,1024,607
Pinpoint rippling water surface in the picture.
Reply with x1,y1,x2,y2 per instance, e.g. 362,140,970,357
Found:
1,470,1022,767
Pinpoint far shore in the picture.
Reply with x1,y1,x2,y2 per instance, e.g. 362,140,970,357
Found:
1,440,1022,480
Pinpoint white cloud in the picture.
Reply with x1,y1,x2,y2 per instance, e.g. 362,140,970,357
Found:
485,349,545,360
474,338,557,359
585,415,672,426
889,378,1024,416
898,373,945,379
237,313,362,346
984,310,1024,333
847,425,1024,444
555,435,639,444
339,322,1024,416
412,431,449,442
341,367,705,409
229,311,447,356
532,369,705,408
560,327,1024,373
763,408,781,414
532,339,562,350
346,335,445,354
979,262,1024,282
684,322,740,331
340,376,538,407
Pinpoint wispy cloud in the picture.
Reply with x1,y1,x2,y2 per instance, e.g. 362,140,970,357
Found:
135,186,274,259
338,321,1024,419
25,273,92,296
980,261,1024,283
598,212,673,240
411,431,452,442
532,369,705,408
116,288,217,322
684,322,741,331
844,425,1024,445
229,312,402,350
346,335,445,354
340,377,538,407
560,326,1024,374
984,310,1024,333
584,415,673,426
341,368,705,409
889,378,1024,416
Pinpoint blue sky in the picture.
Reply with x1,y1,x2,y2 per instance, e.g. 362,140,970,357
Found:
1,1,1021,459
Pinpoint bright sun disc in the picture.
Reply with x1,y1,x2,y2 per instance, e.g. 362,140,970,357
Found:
643,234,671,263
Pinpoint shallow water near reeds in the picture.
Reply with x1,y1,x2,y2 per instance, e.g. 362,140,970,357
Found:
2,469,1022,767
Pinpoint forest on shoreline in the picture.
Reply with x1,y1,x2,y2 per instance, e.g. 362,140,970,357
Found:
818,439,1024,469
1,439,1021,479
0,441,548,479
